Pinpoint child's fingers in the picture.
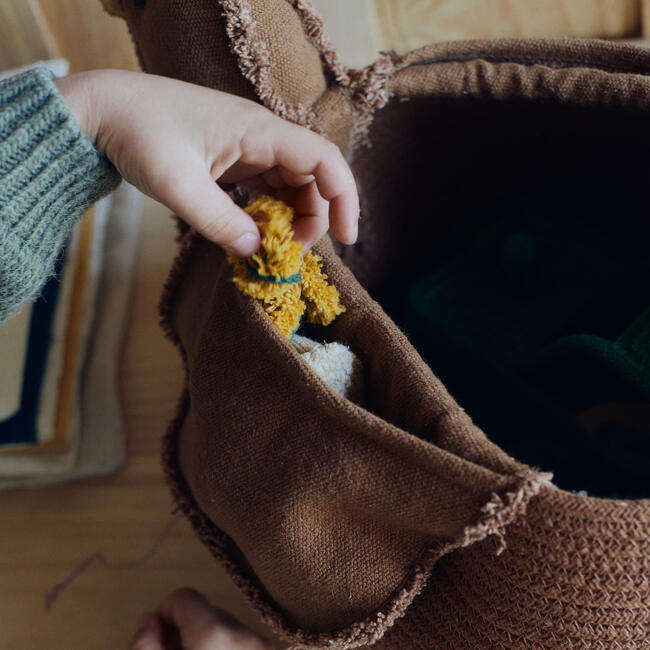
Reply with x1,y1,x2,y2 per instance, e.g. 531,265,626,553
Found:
128,612,165,650
156,587,221,633
218,169,330,250
278,167,315,188
262,166,314,190
289,181,330,249
269,123,359,245
260,170,329,249
219,162,314,190
156,588,275,650
155,166,261,256
261,167,285,189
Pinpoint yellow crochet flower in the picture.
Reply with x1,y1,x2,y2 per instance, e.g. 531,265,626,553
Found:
228,196,345,338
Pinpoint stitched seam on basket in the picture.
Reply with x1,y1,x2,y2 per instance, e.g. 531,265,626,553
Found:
398,54,650,76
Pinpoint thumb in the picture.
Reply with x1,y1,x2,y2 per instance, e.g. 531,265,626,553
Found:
157,168,260,256
128,613,165,650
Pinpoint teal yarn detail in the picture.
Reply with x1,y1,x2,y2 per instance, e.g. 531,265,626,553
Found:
245,261,302,284
0,67,120,323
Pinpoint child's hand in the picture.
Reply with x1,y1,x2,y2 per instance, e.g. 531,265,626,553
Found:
128,588,274,650
55,70,359,257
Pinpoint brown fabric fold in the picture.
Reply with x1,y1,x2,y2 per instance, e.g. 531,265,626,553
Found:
115,2,650,647
160,229,547,638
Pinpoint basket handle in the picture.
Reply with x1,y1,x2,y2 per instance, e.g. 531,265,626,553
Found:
103,0,356,126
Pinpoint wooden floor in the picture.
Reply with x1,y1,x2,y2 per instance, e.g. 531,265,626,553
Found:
0,199,282,650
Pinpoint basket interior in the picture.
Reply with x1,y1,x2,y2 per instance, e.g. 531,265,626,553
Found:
342,96,650,499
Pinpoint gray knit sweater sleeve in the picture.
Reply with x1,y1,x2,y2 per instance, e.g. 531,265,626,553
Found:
0,67,121,323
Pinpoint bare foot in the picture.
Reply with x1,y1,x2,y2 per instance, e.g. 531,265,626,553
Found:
129,588,275,650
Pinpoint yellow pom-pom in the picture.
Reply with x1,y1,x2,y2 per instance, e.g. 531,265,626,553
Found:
245,196,303,281
301,252,346,326
264,284,305,339
229,196,345,338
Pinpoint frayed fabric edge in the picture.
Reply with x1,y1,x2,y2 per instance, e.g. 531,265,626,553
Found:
283,0,397,151
158,229,199,359
218,0,395,146
286,0,350,86
218,0,317,128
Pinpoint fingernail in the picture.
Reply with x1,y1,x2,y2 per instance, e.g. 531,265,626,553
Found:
229,232,259,257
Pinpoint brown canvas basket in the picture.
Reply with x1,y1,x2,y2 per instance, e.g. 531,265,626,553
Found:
108,1,650,647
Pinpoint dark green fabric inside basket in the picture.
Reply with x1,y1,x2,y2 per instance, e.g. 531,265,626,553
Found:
405,200,649,498
347,96,650,499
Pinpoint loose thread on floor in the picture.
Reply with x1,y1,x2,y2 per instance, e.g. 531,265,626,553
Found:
44,513,179,612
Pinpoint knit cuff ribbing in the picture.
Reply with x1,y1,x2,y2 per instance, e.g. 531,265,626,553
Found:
0,66,121,322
